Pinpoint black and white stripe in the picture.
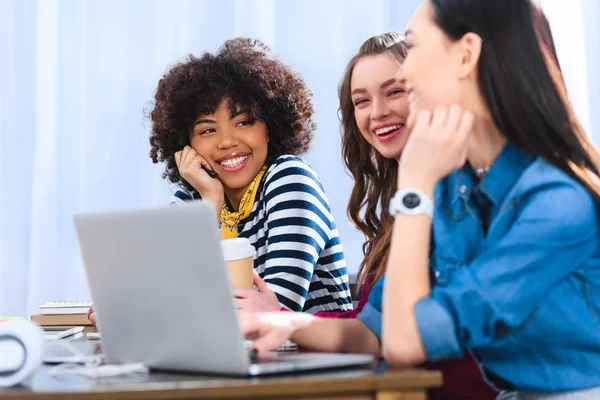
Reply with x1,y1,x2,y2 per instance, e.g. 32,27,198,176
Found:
171,155,352,313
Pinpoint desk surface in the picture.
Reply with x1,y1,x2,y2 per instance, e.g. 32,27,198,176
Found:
1,338,442,400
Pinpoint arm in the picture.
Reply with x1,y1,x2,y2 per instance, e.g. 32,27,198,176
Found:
240,311,380,355
261,159,345,311
382,186,432,366
314,281,370,318
414,183,597,360
292,317,380,354
384,180,598,365
381,106,474,365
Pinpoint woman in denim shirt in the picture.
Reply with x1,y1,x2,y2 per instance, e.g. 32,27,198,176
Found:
241,1,600,398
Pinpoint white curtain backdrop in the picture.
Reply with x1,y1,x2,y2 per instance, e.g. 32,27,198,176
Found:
1,0,597,317
541,0,592,136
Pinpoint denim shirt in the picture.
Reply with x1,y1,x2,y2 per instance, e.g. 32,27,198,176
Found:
358,142,600,392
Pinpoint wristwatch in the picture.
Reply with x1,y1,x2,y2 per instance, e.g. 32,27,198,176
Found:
389,189,434,218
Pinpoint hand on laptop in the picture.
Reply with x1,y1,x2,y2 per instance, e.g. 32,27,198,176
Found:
87,305,96,325
239,312,296,354
235,271,280,312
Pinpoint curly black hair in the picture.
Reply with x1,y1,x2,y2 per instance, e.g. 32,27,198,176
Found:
149,38,316,186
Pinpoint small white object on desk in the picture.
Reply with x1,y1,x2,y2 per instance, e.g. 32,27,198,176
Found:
0,321,44,387
44,326,84,341
86,332,101,340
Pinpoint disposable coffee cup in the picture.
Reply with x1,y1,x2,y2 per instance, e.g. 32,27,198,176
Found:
220,238,256,289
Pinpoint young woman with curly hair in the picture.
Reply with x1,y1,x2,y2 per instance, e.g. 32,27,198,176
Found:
148,38,352,315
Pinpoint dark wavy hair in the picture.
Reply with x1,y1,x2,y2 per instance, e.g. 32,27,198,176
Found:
339,32,408,291
149,38,316,188
430,0,600,204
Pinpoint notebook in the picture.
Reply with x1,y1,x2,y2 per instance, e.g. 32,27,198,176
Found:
31,302,94,331
42,325,97,334
38,301,91,315
31,313,91,327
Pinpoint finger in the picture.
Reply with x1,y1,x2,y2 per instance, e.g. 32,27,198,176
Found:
181,146,197,168
252,270,270,293
178,147,191,175
459,146,469,167
444,105,463,134
249,326,289,355
89,312,96,325
233,288,255,299
412,109,433,137
196,155,217,178
174,151,183,170
86,306,93,319
195,154,210,168
238,312,260,337
405,110,419,134
430,105,449,134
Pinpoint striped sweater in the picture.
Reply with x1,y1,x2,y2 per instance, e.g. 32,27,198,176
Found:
171,155,352,313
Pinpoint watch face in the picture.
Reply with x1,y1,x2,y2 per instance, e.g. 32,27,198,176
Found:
402,193,421,209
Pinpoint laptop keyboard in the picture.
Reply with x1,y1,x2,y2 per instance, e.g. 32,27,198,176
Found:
246,341,299,365
243,340,298,353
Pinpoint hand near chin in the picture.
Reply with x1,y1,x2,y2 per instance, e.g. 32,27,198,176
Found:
399,105,474,190
174,146,224,210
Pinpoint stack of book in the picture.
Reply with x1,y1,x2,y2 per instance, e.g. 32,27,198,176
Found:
30,301,96,334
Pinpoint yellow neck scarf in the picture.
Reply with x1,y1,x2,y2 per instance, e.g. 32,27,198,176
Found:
220,165,268,240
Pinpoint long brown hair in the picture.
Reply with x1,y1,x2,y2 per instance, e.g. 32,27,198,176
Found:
339,33,408,291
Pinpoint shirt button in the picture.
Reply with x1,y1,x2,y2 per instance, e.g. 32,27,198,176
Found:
435,270,440,278
459,185,467,194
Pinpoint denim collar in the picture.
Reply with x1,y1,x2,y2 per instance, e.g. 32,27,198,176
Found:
477,142,535,205
438,142,536,208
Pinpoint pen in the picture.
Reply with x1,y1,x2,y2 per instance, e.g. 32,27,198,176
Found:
202,166,218,179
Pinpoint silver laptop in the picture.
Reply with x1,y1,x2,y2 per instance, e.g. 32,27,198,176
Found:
73,202,375,376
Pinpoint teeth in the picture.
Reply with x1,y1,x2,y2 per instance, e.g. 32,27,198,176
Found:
375,125,402,136
219,155,248,168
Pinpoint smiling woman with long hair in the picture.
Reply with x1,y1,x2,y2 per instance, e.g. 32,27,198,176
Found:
316,31,497,400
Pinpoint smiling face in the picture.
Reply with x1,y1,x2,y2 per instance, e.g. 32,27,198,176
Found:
189,99,269,195
350,53,410,160
403,1,471,114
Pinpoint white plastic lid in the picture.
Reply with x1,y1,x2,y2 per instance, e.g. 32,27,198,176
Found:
220,238,256,261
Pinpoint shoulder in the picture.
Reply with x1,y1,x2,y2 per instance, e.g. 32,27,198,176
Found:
513,158,598,233
366,275,385,311
264,155,324,189
261,155,333,215
170,188,196,204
